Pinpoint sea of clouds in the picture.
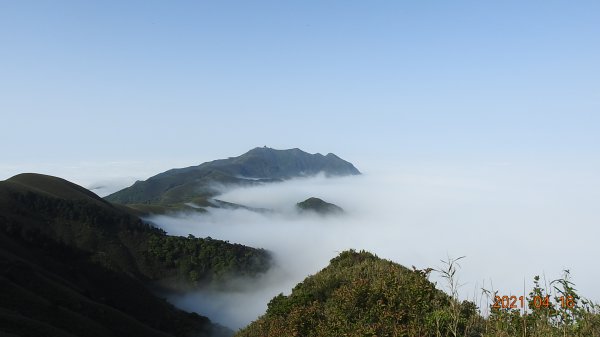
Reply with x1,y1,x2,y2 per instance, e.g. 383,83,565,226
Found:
147,164,600,330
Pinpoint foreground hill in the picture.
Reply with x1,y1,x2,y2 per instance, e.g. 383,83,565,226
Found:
236,250,477,337
236,251,600,337
105,147,360,212
0,173,272,336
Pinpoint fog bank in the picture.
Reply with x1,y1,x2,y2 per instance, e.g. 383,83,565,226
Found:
149,164,600,329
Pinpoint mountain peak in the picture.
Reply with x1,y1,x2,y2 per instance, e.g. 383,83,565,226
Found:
236,250,450,337
297,197,344,215
105,147,360,207
245,146,310,155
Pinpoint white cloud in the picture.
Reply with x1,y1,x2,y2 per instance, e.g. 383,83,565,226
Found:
148,165,600,329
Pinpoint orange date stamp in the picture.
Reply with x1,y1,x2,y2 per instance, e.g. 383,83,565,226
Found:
492,295,576,309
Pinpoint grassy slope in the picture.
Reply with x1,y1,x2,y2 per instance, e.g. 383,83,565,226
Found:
236,250,600,337
236,250,470,337
0,174,271,286
0,230,229,337
0,173,272,336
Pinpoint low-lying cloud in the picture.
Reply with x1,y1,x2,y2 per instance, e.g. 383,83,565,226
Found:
148,164,600,330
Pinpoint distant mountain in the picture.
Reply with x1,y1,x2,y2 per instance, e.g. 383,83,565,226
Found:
0,173,272,337
105,147,360,211
296,197,344,215
236,250,475,337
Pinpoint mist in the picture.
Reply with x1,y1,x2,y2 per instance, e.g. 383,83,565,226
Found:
148,163,600,330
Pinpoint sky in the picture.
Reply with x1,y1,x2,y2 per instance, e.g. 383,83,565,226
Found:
1,1,599,186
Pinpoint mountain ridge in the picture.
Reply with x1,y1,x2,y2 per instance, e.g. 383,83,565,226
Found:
235,250,468,337
105,147,360,211
0,173,249,336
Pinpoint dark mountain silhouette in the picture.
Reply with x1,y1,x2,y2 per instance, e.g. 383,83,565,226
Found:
104,147,360,213
0,173,272,337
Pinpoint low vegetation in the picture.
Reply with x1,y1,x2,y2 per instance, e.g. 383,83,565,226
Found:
480,270,600,337
236,250,600,337
236,250,466,337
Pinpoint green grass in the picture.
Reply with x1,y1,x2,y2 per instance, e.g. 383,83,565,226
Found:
235,250,600,337
236,250,457,337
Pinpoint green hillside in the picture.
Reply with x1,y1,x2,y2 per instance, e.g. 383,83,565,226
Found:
0,173,271,286
236,250,476,337
0,173,273,336
105,147,360,210
236,250,600,337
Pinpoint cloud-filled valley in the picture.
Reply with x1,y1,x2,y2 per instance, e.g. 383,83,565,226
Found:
148,164,600,330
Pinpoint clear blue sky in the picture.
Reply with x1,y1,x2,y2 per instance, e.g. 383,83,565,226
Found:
1,1,599,180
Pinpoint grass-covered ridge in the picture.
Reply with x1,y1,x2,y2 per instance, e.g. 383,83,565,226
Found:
236,250,600,337
0,173,245,337
236,250,474,337
0,173,271,287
